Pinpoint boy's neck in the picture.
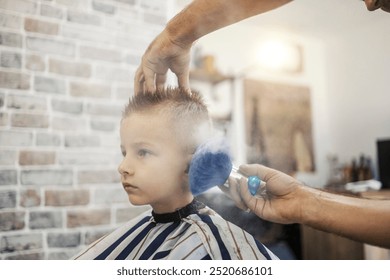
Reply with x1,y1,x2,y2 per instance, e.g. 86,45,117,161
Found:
151,194,194,214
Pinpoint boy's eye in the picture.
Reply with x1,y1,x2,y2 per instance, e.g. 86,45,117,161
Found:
137,149,150,157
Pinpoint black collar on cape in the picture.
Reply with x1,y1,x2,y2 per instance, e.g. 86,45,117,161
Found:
152,199,205,223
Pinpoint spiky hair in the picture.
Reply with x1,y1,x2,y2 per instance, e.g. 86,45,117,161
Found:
123,87,208,119
122,87,212,152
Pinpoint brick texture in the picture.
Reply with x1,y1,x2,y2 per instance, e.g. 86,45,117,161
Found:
34,76,66,94
47,232,81,248
0,233,42,254
45,189,90,206
70,82,111,98
24,18,59,35
0,150,17,165
7,94,47,111
29,211,62,229
26,54,45,71
0,191,17,209
67,209,110,228
1,51,22,68
0,13,22,29
36,133,61,146
19,150,56,166
21,170,73,186
0,111,8,125
40,5,64,19
49,59,91,77
20,189,41,208
0,71,30,90
11,113,49,128
0,131,33,146
26,37,75,57
0,0,38,14
0,170,17,185
0,31,23,48
0,0,169,260
0,211,25,231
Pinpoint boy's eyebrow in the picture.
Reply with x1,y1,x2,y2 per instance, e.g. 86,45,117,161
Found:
121,141,156,150
132,141,155,147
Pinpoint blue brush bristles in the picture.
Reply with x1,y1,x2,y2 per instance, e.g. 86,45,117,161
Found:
188,137,233,196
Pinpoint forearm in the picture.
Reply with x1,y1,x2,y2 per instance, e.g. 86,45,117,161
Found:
166,0,293,47
301,187,390,249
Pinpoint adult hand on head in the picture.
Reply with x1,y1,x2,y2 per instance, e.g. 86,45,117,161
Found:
225,164,305,224
134,31,192,95
364,0,390,12
133,0,294,96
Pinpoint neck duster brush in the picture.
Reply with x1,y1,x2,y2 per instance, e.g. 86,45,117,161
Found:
188,137,265,197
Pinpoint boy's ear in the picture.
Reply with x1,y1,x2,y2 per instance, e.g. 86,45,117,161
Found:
184,164,189,174
182,162,190,191
184,153,193,174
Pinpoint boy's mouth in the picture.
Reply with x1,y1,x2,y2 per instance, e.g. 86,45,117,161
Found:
122,182,138,190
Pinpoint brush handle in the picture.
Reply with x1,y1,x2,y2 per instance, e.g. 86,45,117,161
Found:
223,166,267,198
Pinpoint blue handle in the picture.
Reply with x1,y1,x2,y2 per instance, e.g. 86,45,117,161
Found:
247,176,262,196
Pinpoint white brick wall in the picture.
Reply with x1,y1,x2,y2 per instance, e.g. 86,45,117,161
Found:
0,0,165,259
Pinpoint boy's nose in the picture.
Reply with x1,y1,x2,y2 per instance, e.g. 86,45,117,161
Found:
118,157,134,176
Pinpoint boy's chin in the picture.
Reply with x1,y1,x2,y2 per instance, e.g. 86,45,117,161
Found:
127,196,147,206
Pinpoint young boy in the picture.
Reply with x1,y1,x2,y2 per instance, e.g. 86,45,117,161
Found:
72,87,278,260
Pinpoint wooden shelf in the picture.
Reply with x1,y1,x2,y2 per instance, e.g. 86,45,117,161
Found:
301,225,364,260
190,69,234,84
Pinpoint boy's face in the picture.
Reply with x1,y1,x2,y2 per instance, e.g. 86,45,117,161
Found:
118,110,193,213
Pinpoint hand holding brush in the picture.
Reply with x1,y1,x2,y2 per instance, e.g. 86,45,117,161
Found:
188,137,266,198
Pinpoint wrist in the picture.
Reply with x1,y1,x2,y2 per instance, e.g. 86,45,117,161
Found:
299,186,343,231
293,184,321,225
165,12,197,49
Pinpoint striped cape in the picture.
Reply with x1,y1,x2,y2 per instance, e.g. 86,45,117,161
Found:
72,203,278,260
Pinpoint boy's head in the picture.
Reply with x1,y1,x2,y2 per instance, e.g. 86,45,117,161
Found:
118,87,211,213
122,87,211,152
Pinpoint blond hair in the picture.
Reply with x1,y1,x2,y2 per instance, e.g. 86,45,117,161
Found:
123,87,212,152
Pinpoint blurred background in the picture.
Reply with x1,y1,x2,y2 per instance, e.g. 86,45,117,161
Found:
0,0,389,260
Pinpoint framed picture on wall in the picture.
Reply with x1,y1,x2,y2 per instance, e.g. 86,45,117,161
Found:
244,79,315,175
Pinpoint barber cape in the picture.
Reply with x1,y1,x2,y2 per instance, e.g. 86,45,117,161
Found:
72,200,278,260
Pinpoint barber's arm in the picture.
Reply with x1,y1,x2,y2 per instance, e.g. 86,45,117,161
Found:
228,164,390,249
134,0,292,94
